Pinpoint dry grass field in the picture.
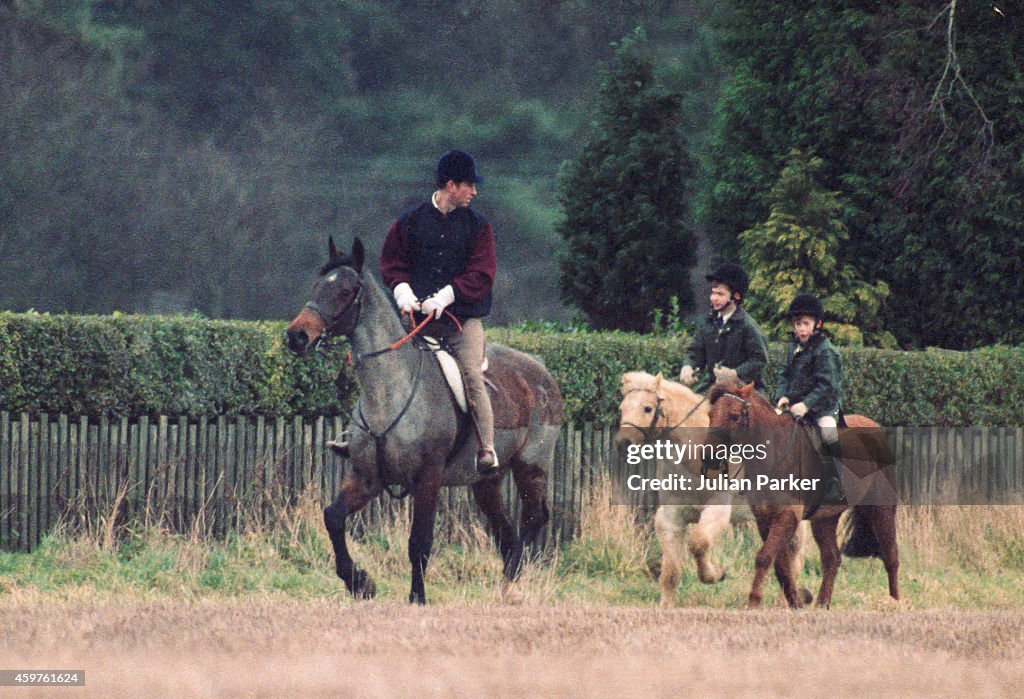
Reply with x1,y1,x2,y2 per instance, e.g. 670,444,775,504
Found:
0,601,1021,697
1,485,1023,696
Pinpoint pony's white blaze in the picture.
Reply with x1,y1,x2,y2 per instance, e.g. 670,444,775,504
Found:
326,272,339,282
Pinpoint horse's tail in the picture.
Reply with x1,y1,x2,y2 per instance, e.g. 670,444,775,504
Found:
841,506,880,558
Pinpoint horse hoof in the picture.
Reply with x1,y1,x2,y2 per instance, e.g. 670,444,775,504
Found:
409,592,426,605
699,569,726,585
346,570,376,599
800,587,813,605
646,558,662,579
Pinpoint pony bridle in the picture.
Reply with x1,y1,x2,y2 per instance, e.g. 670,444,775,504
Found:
620,388,666,442
304,279,364,350
718,391,751,427
621,387,710,441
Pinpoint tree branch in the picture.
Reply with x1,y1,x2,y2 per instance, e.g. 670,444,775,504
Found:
928,0,994,157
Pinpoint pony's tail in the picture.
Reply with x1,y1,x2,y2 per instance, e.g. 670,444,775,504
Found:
841,506,880,558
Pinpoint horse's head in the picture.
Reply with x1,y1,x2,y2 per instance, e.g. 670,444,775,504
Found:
615,372,666,447
286,237,365,356
616,371,711,447
707,379,764,428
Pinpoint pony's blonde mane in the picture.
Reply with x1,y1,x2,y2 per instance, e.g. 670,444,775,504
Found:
620,371,707,426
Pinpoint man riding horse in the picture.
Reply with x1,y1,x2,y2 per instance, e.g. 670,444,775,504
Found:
331,149,499,476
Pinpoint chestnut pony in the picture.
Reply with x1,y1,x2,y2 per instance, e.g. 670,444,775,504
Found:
707,380,899,609
615,372,807,607
286,237,562,604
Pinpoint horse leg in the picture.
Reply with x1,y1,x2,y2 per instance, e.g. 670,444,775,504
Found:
654,505,686,608
810,514,843,608
510,454,550,551
749,509,799,609
770,512,805,608
324,477,380,599
408,465,443,605
472,476,522,580
872,505,900,600
786,521,813,605
688,498,732,584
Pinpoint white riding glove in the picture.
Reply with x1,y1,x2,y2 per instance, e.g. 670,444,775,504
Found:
790,401,809,418
679,365,696,386
775,396,790,415
393,283,419,314
420,284,455,319
713,365,738,382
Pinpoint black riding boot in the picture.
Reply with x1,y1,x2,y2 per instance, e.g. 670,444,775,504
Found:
821,438,846,503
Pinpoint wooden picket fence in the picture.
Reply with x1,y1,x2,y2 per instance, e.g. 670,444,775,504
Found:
0,412,1022,552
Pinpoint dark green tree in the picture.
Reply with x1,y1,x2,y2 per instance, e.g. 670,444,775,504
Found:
740,150,896,347
557,29,696,332
700,1,1024,349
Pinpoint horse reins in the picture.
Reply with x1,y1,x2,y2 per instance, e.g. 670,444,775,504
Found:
359,308,463,360
714,390,804,484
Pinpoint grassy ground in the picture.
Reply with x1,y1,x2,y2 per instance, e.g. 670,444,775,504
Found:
1,482,1022,610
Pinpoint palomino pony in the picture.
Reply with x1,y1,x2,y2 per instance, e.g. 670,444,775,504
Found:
285,237,563,604
615,371,807,607
707,380,899,609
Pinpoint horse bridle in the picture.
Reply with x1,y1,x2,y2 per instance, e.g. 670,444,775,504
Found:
304,270,429,499
713,389,806,480
620,388,708,442
304,279,364,351
717,391,750,427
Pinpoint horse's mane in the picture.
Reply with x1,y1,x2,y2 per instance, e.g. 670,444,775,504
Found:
707,380,740,405
659,378,703,408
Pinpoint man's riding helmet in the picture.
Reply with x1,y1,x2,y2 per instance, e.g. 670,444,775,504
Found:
436,149,483,188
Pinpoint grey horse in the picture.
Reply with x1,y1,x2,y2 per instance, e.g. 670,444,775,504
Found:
286,237,562,603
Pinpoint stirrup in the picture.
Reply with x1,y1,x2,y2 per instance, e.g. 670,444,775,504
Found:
476,448,499,477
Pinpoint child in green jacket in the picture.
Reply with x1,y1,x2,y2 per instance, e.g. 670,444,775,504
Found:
680,262,768,394
774,293,845,503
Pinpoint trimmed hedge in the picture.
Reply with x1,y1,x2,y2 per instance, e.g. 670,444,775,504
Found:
0,313,1021,426
0,312,355,419
484,330,1024,428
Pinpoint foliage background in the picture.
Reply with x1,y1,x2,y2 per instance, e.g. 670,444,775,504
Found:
1,312,1020,427
1,2,1021,350
0,1,721,326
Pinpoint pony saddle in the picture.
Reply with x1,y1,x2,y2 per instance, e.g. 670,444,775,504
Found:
421,336,488,414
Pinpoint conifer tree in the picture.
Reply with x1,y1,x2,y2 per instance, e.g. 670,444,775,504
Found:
740,150,896,347
557,29,696,332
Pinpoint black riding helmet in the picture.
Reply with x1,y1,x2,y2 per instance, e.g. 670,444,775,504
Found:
784,293,825,320
436,149,483,188
705,262,749,299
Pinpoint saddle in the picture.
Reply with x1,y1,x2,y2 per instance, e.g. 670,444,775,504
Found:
420,335,488,414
